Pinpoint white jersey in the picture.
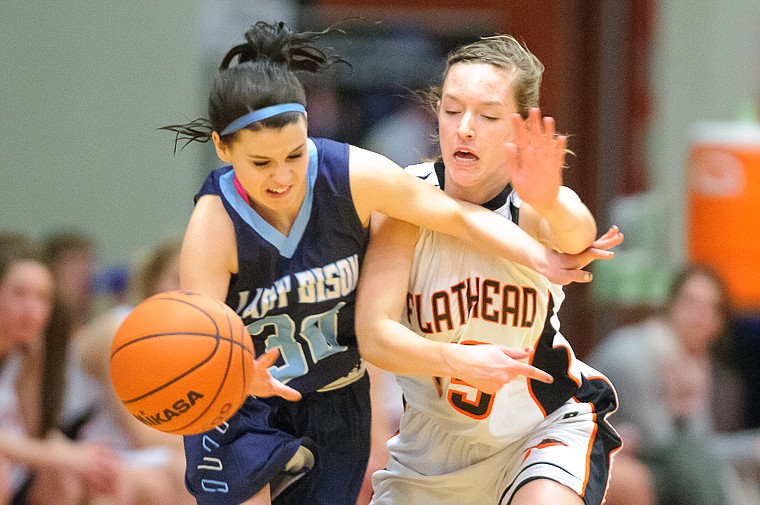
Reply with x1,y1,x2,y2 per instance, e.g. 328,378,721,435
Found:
398,162,584,447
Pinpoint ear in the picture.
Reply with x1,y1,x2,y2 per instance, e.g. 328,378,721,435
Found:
212,131,232,163
436,100,441,115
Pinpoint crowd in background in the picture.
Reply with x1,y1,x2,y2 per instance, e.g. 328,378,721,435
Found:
0,231,194,504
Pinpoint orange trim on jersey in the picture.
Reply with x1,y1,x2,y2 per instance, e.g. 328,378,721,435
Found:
555,343,581,388
521,439,568,462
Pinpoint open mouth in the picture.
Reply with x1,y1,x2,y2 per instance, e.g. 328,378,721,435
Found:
267,186,291,195
453,149,479,162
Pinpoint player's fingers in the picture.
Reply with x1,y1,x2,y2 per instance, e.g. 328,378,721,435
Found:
528,107,542,135
256,348,281,368
272,381,302,402
595,225,620,242
563,269,594,284
582,248,615,261
500,346,533,360
511,113,527,147
515,362,554,384
506,141,518,167
542,113,556,138
591,226,624,250
596,231,624,249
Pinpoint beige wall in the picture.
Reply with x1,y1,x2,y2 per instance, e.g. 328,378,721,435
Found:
2,0,759,270
1,1,209,265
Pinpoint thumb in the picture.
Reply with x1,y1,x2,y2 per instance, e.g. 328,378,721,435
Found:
256,348,281,368
563,269,593,285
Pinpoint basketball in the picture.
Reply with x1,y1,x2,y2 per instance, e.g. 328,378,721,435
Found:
110,290,254,435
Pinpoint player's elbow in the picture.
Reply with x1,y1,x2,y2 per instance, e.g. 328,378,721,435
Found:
560,224,597,254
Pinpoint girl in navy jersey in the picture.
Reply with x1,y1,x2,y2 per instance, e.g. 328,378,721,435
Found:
162,21,616,505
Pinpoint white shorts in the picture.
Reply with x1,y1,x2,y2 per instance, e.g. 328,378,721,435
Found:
372,379,621,505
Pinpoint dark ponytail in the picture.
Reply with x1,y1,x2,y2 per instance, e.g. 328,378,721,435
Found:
161,21,347,152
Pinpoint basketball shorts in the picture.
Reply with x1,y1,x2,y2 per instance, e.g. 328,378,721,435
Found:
371,376,621,505
184,372,371,505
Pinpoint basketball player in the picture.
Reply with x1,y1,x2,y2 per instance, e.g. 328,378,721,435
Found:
162,22,618,505
355,35,623,505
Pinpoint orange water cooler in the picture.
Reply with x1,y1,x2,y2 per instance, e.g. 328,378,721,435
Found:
687,121,760,310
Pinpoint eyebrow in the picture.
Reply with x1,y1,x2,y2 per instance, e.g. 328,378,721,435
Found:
248,142,307,160
442,94,504,107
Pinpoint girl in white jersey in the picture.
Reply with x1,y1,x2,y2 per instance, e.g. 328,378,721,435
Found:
355,35,623,505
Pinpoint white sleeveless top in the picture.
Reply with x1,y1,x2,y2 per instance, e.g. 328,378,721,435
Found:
0,352,32,492
397,163,583,446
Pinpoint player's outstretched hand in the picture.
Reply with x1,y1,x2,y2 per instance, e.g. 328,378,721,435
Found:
543,225,624,285
452,344,553,394
507,107,567,213
248,348,303,401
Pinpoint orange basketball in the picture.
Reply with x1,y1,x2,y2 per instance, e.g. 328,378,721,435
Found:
110,290,254,435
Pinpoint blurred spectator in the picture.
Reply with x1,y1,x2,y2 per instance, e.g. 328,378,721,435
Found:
362,99,437,168
73,236,193,504
603,453,656,505
43,231,97,332
0,232,120,505
588,263,760,505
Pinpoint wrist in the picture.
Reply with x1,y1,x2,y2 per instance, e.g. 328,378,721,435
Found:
531,246,552,277
439,344,460,378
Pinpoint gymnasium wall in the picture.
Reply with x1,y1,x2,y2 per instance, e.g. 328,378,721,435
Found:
1,0,759,276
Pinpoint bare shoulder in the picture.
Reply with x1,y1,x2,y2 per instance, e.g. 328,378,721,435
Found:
347,145,406,225
181,195,237,297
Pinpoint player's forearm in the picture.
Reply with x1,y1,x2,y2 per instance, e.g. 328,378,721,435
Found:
534,187,596,254
0,431,63,470
456,202,551,274
357,319,456,378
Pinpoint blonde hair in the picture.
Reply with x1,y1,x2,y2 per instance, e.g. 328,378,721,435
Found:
427,35,544,119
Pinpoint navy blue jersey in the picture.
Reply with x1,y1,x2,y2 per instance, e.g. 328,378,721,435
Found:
197,138,368,393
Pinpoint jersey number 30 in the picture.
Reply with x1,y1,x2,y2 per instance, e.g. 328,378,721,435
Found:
247,302,347,382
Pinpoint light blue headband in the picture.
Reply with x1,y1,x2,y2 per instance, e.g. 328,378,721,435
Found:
220,103,306,136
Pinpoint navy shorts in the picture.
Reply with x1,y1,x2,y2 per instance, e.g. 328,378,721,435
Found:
184,373,371,505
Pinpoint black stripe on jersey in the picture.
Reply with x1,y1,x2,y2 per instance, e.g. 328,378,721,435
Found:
529,294,579,416
509,200,520,225
574,376,622,505
499,462,577,505
433,161,516,213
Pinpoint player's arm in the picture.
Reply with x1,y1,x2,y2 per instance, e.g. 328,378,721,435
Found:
355,214,552,394
181,195,302,401
0,429,119,494
520,186,597,254
179,194,236,300
507,108,596,253
348,146,593,285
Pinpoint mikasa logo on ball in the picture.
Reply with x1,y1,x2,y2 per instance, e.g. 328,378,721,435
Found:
133,390,205,426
